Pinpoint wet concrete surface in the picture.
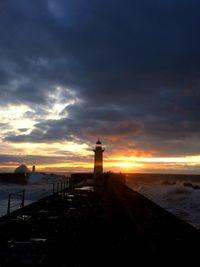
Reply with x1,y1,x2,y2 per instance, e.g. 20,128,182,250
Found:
0,177,199,266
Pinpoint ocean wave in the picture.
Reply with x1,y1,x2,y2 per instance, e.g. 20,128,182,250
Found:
127,178,200,229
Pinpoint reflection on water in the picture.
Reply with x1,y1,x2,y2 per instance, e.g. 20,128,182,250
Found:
75,186,94,192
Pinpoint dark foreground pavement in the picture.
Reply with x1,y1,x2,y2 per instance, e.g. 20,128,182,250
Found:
0,177,199,266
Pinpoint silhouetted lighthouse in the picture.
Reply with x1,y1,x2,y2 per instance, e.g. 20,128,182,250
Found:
93,139,104,177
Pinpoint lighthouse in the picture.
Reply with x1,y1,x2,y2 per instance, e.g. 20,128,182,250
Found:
93,139,104,177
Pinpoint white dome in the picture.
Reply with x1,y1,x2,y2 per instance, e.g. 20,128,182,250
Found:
15,164,30,174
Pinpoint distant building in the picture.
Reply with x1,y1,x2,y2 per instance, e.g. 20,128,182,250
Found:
93,139,104,177
15,164,30,174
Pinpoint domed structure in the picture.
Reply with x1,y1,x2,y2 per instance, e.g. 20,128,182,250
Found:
15,164,30,174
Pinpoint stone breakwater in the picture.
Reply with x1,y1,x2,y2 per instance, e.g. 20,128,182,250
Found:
0,175,199,266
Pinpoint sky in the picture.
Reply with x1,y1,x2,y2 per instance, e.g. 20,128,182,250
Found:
1,0,200,173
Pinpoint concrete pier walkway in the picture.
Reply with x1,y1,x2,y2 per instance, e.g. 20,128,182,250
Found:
0,176,199,266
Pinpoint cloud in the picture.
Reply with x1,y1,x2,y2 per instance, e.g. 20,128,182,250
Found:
1,0,200,162
0,153,91,165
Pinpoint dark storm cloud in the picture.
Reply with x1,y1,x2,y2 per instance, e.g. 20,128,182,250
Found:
0,153,91,165
1,0,200,156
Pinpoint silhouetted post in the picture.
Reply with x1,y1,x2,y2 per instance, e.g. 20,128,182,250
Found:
64,181,66,193
57,183,59,193
7,194,11,215
21,190,25,208
61,182,63,192
53,183,55,194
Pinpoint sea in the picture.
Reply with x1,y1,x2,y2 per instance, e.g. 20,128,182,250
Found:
0,172,65,217
126,173,200,229
0,172,199,230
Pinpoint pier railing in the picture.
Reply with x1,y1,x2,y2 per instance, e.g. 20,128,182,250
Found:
52,180,70,194
7,190,25,215
6,179,71,216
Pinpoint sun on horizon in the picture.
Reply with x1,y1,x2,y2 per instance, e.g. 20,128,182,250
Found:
1,139,200,174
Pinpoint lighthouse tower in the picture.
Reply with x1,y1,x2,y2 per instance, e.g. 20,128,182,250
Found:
93,139,104,177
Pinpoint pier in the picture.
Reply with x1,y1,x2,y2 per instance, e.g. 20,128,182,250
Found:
0,173,199,266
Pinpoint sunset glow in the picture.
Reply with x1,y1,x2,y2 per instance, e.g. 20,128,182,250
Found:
1,139,200,173
112,161,143,169
1,1,200,175
110,155,200,164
